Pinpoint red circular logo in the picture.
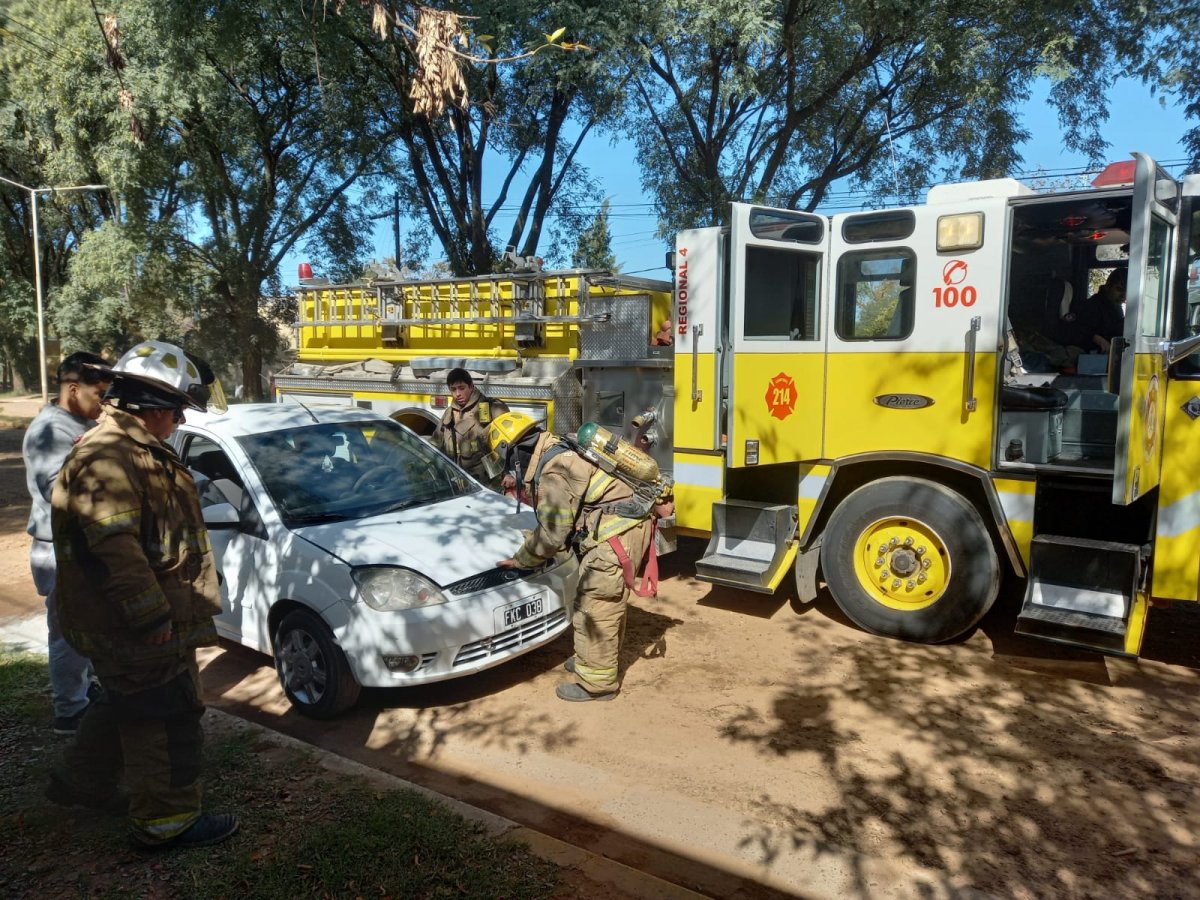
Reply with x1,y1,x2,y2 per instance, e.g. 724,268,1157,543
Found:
765,373,797,420
942,259,968,285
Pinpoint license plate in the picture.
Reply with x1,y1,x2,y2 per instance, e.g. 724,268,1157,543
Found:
500,596,544,629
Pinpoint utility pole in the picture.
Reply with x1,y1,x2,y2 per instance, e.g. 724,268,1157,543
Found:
393,192,401,268
0,175,108,403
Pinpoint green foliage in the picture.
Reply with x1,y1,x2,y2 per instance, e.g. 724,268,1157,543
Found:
365,0,635,274
626,0,1174,234
53,220,193,357
571,197,617,270
1,0,392,397
0,646,50,723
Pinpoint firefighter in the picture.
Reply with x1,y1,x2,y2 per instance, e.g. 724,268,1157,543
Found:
45,340,237,849
488,412,654,702
432,367,509,487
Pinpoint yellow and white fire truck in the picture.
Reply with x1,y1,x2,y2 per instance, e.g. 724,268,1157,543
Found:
276,152,1200,656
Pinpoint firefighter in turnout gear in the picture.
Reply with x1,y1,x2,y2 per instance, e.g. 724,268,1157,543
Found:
433,367,509,487
45,340,238,849
489,412,655,702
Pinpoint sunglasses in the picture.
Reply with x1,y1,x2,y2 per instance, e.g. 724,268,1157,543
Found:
171,407,186,424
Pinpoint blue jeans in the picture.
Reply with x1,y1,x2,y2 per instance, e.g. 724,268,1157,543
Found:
30,539,93,718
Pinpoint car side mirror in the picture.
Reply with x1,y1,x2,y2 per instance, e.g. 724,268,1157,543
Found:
202,501,241,528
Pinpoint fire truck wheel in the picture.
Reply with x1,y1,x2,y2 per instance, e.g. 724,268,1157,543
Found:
820,477,1000,643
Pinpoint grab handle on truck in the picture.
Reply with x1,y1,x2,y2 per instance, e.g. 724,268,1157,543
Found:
964,316,981,413
691,323,704,404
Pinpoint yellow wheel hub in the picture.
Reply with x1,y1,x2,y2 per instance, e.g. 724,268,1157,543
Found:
851,517,950,611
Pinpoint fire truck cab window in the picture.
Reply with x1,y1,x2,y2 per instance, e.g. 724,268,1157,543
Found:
842,210,916,244
743,245,820,340
748,209,824,244
835,250,915,341
1174,205,1200,376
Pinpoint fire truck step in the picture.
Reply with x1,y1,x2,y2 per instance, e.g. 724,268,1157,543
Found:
1015,534,1143,656
696,501,798,594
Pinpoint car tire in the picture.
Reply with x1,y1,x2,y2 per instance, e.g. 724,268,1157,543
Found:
273,608,362,718
819,477,1000,643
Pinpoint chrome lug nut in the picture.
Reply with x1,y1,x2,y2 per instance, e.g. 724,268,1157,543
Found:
888,537,898,549
917,573,927,584
903,537,913,547
916,545,926,555
891,579,901,589
921,558,932,569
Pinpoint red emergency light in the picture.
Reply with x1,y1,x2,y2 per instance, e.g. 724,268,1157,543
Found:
1091,161,1136,188
298,262,314,280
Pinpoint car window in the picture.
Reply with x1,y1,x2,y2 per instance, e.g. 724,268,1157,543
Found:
182,436,246,512
238,418,477,523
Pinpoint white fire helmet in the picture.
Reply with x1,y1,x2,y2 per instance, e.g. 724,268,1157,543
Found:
109,340,227,413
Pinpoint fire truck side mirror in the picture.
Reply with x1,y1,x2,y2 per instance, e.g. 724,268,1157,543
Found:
665,250,675,272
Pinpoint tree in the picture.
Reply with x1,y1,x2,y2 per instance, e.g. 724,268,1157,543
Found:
2,0,399,399
1127,1,1200,171
0,1,118,381
625,0,1165,235
353,1,633,275
572,197,617,270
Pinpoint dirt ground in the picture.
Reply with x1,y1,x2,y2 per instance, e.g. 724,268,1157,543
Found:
3,414,1199,899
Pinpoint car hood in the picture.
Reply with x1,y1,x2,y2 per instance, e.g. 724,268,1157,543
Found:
293,490,538,583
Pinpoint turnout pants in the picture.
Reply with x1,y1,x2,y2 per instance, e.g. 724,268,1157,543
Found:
571,520,652,693
55,655,206,846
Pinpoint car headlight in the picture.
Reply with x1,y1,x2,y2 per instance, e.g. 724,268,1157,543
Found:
352,567,449,611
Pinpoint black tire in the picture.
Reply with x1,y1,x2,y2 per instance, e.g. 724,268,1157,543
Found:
273,608,361,718
819,477,1000,643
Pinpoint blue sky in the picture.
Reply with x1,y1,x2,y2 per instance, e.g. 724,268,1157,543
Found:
344,76,1193,283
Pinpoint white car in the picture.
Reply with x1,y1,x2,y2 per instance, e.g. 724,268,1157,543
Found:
170,404,576,718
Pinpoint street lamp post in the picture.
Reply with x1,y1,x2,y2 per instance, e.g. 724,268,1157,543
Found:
0,175,108,404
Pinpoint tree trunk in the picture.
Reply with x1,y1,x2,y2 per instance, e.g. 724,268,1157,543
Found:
241,345,265,402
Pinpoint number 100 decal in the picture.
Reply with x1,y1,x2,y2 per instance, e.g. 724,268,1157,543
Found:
932,285,977,307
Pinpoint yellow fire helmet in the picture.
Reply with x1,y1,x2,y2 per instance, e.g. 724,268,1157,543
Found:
486,410,540,461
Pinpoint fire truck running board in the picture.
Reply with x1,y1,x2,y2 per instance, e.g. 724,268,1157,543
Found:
1016,534,1144,656
696,501,798,594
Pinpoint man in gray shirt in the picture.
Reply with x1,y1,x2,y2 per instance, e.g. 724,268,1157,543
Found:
23,351,112,733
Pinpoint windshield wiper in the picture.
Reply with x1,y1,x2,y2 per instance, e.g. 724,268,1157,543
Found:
288,510,350,525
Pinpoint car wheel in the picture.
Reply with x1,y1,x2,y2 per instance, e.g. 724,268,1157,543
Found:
819,477,1000,643
273,608,361,718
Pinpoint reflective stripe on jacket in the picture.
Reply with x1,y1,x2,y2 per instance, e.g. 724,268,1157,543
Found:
512,433,646,568
433,389,509,480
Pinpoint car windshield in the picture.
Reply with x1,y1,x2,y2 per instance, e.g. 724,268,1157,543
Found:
238,418,477,524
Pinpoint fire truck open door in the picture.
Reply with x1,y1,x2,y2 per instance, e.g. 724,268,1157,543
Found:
726,203,828,467
692,204,828,593
1112,153,1178,505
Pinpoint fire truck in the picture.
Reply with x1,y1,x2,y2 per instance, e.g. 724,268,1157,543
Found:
275,152,1200,657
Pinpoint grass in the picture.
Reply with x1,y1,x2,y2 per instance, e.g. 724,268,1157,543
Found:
0,646,564,899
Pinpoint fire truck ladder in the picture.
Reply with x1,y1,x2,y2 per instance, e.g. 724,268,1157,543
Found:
299,271,628,348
